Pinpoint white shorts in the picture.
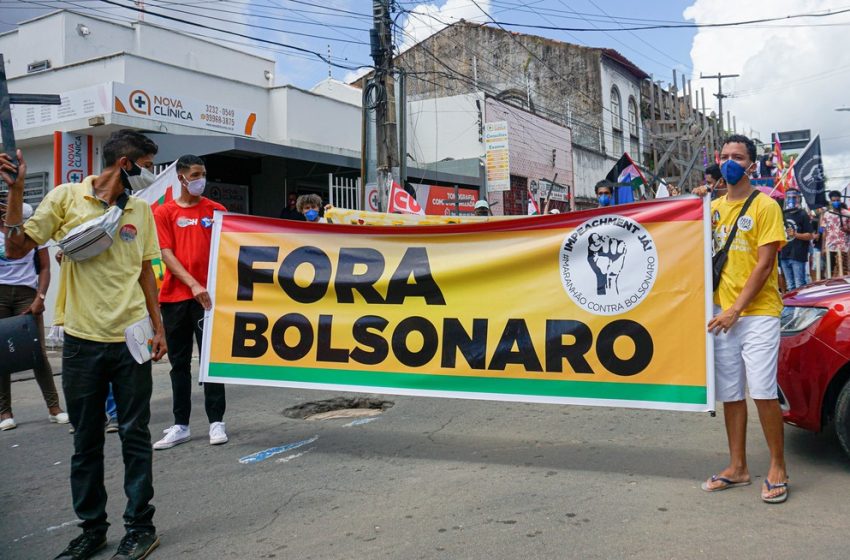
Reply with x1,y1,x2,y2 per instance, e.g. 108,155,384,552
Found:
712,306,780,402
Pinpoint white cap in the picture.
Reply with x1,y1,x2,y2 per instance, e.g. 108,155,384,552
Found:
474,199,490,210
549,208,561,214
22,203,34,221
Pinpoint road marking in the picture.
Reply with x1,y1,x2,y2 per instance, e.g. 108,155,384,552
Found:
343,417,380,427
12,519,79,543
46,520,79,532
275,447,315,463
238,436,319,464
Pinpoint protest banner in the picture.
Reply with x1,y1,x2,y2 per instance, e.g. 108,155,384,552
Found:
201,197,714,412
324,207,517,226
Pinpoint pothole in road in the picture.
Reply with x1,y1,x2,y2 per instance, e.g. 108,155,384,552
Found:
283,397,394,421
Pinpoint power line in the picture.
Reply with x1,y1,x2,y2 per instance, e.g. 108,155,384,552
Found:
407,4,850,32
93,0,368,69
70,0,368,44
141,0,370,32
584,0,693,72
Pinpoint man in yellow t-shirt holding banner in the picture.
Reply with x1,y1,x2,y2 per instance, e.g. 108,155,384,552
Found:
695,134,789,504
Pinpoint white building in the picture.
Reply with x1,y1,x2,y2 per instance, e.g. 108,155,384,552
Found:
1,10,486,326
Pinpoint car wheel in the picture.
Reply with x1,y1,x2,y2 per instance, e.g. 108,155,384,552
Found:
835,381,850,460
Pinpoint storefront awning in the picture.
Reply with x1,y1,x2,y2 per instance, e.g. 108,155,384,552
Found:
145,133,361,169
145,133,482,187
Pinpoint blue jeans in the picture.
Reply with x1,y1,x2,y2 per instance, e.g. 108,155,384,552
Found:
780,258,807,291
105,385,117,420
62,333,155,534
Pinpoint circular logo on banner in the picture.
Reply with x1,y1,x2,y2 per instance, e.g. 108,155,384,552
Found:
559,215,658,316
119,224,138,242
737,215,754,232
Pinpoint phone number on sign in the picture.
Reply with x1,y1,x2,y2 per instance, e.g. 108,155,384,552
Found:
202,105,236,126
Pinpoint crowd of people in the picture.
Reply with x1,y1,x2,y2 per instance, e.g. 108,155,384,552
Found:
0,128,840,558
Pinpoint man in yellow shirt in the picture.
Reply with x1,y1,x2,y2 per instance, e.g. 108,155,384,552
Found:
1,130,166,559
695,134,789,504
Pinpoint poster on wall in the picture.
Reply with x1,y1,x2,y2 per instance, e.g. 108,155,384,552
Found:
529,178,570,203
413,184,479,215
208,182,250,214
485,121,510,192
53,132,93,186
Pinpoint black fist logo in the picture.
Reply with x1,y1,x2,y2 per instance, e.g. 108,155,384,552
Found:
587,233,627,296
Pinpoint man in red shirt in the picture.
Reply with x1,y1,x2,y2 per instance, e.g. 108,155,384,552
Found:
153,155,228,450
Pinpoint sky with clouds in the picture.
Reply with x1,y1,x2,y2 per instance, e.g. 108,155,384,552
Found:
2,0,849,187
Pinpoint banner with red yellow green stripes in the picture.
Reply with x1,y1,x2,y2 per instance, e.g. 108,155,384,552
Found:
200,197,715,412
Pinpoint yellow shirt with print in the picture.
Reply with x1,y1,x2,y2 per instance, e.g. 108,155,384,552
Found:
25,176,161,342
711,192,786,317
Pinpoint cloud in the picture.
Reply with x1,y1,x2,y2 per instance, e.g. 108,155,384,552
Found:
398,0,492,52
343,67,372,84
684,0,850,189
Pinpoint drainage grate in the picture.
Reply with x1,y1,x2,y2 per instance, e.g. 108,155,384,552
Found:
283,397,394,420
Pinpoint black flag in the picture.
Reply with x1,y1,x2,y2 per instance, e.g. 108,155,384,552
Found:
793,135,828,209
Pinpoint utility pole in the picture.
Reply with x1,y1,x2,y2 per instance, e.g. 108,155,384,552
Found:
700,72,739,136
370,0,399,212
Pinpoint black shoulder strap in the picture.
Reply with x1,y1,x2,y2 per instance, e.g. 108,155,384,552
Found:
116,190,130,211
719,189,760,255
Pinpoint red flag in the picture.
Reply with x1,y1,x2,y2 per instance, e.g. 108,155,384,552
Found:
773,138,784,174
388,182,425,215
714,150,720,165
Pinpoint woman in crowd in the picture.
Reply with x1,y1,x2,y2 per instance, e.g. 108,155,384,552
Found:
0,203,68,431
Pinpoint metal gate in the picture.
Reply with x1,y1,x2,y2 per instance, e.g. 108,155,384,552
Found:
328,174,361,210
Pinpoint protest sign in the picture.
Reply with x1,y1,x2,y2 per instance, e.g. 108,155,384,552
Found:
201,197,714,412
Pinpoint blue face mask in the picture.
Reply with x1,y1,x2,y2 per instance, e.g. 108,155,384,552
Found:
720,159,747,186
598,194,612,207
832,200,842,210
305,209,319,221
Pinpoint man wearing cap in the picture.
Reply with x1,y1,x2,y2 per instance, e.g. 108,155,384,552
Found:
1,129,166,560
473,200,491,216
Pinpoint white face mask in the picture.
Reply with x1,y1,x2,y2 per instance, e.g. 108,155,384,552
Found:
124,165,157,191
186,177,206,196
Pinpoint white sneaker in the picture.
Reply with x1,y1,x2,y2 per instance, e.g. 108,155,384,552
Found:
153,425,191,450
209,422,228,445
49,412,70,424
0,417,16,431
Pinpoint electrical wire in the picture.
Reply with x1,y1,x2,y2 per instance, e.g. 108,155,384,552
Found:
401,2,850,32
93,0,368,69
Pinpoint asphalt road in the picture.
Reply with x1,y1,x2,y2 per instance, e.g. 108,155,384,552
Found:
2,355,848,560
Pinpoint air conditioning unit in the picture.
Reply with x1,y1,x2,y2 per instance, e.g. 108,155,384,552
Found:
27,59,52,73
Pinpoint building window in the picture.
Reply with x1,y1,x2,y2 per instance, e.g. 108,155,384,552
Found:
628,97,638,137
611,87,622,132
628,96,639,158
611,86,623,155
613,132,624,156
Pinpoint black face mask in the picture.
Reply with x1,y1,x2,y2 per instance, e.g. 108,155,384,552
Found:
119,160,143,193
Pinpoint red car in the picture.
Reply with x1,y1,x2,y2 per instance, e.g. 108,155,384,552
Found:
778,278,850,459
